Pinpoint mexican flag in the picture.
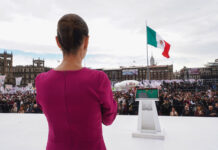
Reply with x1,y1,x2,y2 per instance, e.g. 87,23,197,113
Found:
147,26,171,58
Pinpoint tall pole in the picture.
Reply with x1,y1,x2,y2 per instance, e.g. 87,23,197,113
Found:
145,21,150,80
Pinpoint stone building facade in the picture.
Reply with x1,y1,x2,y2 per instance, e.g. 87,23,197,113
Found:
1,51,175,87
179,59,218,80
0,51,51,86
0,51,14,84
13,58,51,86
97,65,174,83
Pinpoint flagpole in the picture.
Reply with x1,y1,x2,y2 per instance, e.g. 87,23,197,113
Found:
145,21,150,80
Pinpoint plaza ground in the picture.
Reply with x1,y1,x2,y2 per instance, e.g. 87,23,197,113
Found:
0,114,218,150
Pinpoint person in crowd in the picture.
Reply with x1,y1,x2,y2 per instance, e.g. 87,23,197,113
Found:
31,103,42,113
194,105,204,116
207,105,216,117
15,97,21,112
160,99,172,116
215,102,218,116
2,100,10,113
182,104,193,116
18,104,25,113
170,107,178,116
25,104,31,113
11,103,18,113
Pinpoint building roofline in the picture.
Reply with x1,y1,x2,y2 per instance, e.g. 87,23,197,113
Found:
95,64,173,71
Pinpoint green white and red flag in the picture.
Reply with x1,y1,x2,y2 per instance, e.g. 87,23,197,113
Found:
147,26,171,58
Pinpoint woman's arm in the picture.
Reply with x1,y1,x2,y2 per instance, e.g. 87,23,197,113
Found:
98,72,117,126
35,74,43,111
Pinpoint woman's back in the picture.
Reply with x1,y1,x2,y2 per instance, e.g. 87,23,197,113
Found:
35,67,117,150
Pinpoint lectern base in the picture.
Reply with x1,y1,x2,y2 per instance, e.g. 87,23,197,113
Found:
132,129,165,140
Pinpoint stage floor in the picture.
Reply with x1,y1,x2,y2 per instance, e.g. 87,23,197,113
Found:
0,114,218,150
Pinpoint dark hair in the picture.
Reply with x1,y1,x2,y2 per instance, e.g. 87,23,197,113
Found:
57,14,89,55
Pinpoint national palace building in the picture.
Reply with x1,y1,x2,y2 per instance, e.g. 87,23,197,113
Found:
97,65,174,83
1,50,216,87
0,51,51,86
96,56,174,83
0,51,174,86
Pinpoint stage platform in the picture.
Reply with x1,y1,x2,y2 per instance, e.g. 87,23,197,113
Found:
0,114,218,150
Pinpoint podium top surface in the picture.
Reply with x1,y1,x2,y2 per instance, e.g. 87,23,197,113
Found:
135,98,159,101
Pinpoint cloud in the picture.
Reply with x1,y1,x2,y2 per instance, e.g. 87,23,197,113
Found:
0,0,217,71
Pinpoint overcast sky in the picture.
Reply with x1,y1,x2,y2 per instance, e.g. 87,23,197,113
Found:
0,0,218,71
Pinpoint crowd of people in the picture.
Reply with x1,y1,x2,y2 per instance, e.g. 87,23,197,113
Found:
114,88,139,115
114,80,218,117
0,91,42,113
157,81,218,116
0,80,217,117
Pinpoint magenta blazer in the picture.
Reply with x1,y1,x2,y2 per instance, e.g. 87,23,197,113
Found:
35,67,117,150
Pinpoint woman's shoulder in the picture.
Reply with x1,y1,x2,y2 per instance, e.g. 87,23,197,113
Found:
83,68,110,86
35,71,48,83
85,68,108,77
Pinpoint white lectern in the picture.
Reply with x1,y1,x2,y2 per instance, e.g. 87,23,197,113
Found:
132,89,165,140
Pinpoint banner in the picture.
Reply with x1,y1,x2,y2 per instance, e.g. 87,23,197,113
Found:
0,86,5,93
15,77,22,86
26,83,33,90
5,84,13,91
189,68,200,75
122,69,138,75
27,83,33,88
0,75,6,87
